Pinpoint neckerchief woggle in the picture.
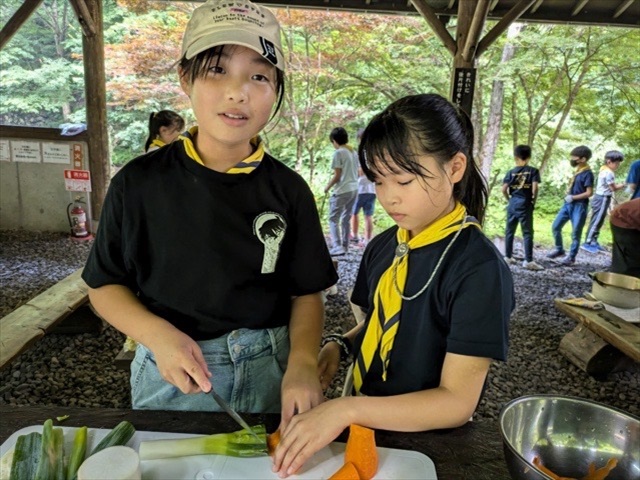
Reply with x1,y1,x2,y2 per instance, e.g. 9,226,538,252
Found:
352,202,481,394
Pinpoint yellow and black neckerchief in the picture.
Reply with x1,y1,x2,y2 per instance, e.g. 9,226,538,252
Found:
569,164,591,189
182,126,264,174
352,202,481,394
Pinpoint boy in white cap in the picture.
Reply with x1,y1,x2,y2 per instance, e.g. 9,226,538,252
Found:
82,0,337,428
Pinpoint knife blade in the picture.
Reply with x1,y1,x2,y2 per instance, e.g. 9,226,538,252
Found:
207,387,263,443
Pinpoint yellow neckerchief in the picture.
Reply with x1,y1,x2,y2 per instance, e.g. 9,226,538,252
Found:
353,202,481,394
569,164,591,189
151,138,166,149
599,165,613,174
181,126,264,174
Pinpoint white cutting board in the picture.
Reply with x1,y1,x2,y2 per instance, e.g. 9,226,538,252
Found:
0,425,437,479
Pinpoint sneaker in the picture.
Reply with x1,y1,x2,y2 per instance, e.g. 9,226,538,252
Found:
547,249,565,259
595,243,608,253
349,237,360,245
329,246,345,256
504,256,517,265
580,243,598,254
523,260,544,271
559,255,575,266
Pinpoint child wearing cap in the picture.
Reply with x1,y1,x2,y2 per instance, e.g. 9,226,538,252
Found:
547,145,594,265
82,0,337,426
581,150,626,253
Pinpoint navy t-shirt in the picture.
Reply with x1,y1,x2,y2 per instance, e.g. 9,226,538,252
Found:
503,165,541,204
350,226,513,396
570,169,595,203
82,138,338,340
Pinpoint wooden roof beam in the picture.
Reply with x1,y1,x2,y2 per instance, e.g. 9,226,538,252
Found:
614,0,635,19
0,0,43,50
571,0,590,17
476,0,538,57
411,0,456,54
69,0,98,36
531,0,544,13
462,0,491,62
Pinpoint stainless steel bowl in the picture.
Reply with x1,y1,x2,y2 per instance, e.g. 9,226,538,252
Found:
499,395,640,480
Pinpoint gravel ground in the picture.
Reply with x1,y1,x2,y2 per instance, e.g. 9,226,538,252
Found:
1,230,638,421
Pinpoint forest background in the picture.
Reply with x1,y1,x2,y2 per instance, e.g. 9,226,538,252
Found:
1,0,639,245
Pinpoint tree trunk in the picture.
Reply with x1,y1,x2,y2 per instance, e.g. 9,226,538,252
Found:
478,23,523,189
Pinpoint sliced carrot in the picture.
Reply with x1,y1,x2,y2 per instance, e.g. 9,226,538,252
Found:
329,461,361,480
266,428,281,456
581,458,618,480
344,424,378,480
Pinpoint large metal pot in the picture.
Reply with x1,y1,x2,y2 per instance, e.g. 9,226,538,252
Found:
499,395,640,480
589,272,640,309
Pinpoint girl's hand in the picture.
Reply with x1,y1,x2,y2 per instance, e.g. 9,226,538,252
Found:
272,399,350,478
150,329,212,394
317,342,341,390
279,361,325,432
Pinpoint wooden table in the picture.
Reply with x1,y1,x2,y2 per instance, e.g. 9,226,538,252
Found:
0,405,510,479
555,299,640,376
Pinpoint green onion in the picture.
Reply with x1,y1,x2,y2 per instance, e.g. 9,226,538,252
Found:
66,426,87,480
138,425,268,460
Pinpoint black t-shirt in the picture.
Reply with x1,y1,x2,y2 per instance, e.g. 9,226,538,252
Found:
350,226,513,396
503,165,541,204
82,139,338,340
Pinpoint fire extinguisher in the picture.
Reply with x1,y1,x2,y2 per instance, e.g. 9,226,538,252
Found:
67,196,90,238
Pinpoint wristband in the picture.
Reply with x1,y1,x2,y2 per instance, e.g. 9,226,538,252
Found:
322,334,352,360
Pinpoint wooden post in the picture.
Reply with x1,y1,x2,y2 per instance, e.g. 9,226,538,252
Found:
81,0,110,228
0,0,43,50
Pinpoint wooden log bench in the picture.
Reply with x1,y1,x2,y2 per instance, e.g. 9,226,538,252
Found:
0,268,102,371
554,298,640,377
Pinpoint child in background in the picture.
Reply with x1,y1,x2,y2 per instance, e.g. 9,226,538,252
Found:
144,110,185,152
582,150,626,253
547,146,594,266
502,144,543,270
82,0,337,426
350,128,377,247
272,93,513,477
324,127,359,256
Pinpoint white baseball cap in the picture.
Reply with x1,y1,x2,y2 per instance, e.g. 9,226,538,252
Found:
182,0,285,71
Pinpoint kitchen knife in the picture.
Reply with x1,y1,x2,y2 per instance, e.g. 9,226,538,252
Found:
207,387,263,443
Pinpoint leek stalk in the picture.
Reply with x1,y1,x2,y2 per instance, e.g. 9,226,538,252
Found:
139,425,268,460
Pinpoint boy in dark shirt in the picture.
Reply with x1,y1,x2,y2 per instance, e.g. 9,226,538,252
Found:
547,145,594,266
502,145,543,270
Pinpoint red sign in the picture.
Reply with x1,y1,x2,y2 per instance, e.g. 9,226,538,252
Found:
64,169,92,192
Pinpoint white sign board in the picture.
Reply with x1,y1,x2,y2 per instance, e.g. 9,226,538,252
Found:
64,169,92,192
43,142,71,164
11,141,41,163
0,140,10,162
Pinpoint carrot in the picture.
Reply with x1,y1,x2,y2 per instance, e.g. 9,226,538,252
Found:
266,428,281,456
344,424,378,480
581,458,618,480
532,457,575,480
329,461,361,480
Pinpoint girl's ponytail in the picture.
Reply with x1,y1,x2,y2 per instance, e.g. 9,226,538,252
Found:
454,107,488,224
144,112,156,153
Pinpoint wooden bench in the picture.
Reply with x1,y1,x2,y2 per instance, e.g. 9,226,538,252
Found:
554,298,640,376
0,268,101,371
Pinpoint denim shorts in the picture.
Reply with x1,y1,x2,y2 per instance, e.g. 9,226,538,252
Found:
352,193,376,216
130,325,289,413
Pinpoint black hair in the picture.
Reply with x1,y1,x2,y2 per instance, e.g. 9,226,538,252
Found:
330,127,349,146
604,150,624,163
144,110,185,152
178,46,285,119
570,145,592,160
514,144,532,161
358,93,488,223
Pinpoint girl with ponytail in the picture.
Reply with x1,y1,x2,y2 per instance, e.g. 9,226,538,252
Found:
272,93,514,478
144,110,186,152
